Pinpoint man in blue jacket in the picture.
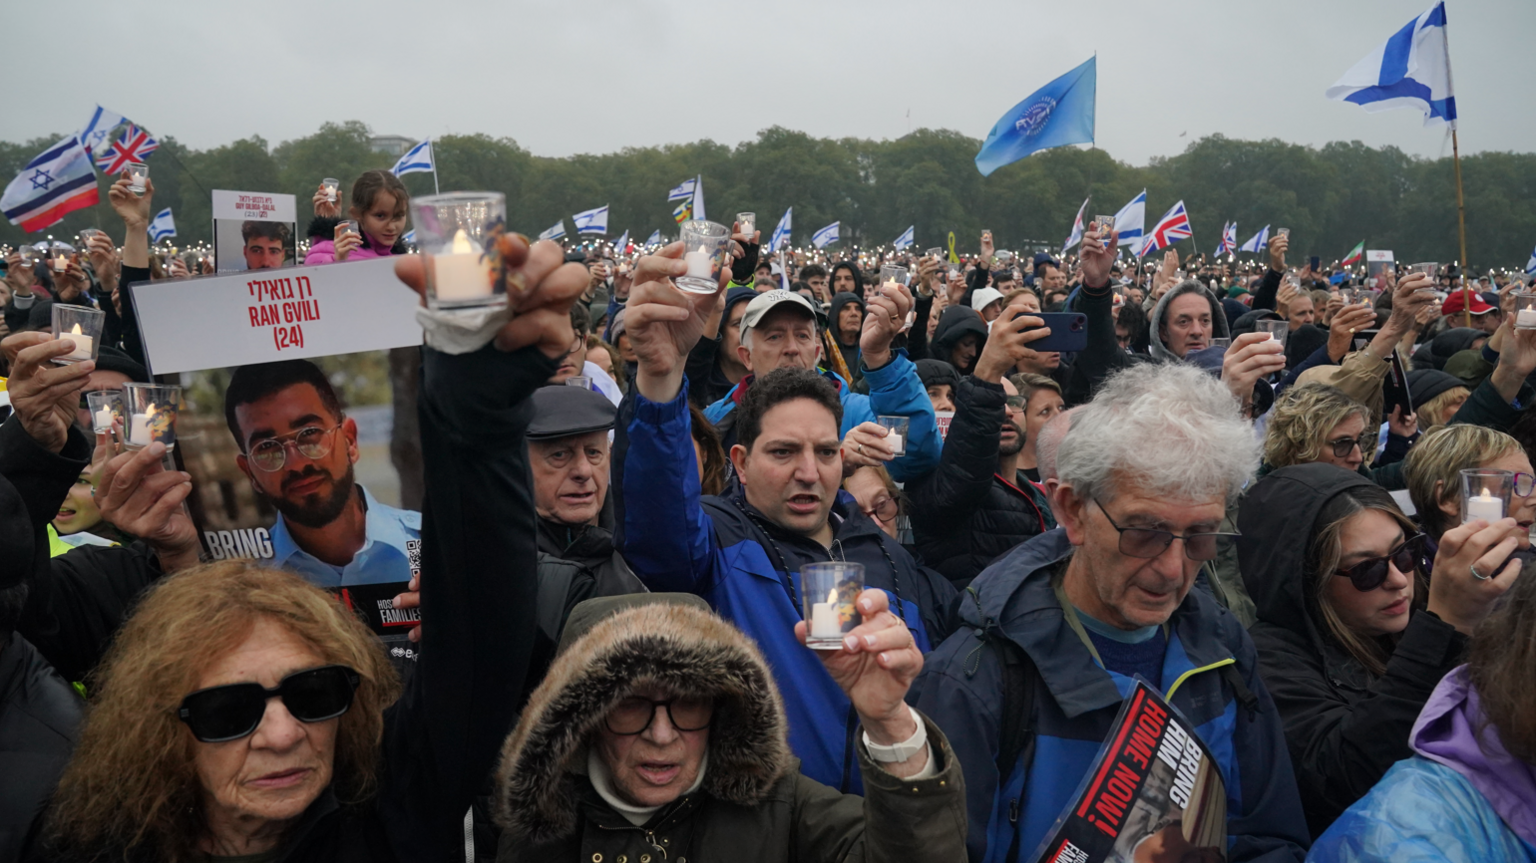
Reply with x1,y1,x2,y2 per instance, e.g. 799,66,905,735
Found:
616,244,957,795
911,358,1309,862
702,287,942,482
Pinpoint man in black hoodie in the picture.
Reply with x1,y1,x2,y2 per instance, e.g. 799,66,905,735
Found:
829,291,866,389
830,261,864,299
928,306,990,376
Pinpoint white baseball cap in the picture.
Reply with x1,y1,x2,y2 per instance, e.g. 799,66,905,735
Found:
740,289,820,332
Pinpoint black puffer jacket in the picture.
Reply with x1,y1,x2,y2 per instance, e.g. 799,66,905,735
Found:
0,632,82,862
1237,463,1467,839
906,376,1051,589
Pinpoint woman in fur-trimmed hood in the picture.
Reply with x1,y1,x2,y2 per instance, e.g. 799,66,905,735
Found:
492,593,967,862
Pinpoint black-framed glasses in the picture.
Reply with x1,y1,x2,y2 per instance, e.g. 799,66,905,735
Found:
178,665,359,743
862,495,899,524
1335,533,1427,592
247,424,342,472
603,696,714,735
1093,499,1237,562
1324,433,1374,459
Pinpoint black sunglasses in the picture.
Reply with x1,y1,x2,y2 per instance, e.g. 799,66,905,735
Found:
1324,433,1375,459
178,665,359,743
1094,499,1238,562
1335,534,1427,592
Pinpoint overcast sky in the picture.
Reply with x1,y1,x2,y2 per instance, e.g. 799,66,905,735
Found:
5,0,1533,166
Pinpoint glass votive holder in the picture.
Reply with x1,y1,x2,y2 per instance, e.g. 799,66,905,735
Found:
735,212,756,237
1093,214,1116,237
676,220,731,294
877,415,910,455
1210,337,1232,350
412,191,508,312
925,247,944,262
565,375,592,390
322,177,339,203
1513,292,1536,330
52,249,70,272
86,389,126,435
1258,319,1289,346
996,250,1015,265
1461,468,1513,524
1412,261,1440,279
1276,227,1291,239
51,304,105,365
122,383,181,451
127,162,148,195
878,265,910,289
336,220,359,241
801,561,865,650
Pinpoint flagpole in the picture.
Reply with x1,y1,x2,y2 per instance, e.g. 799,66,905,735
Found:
431,139,440,195
1452,128,1470,327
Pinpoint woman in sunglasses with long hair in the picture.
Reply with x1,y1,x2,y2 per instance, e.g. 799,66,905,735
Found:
1236,463,1520,839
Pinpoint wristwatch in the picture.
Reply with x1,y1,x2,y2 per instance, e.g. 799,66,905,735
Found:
862,704,928,763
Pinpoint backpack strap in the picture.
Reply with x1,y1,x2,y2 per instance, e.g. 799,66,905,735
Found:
1220,662,1259,721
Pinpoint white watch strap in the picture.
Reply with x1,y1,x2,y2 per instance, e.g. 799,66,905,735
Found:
862,704,928,763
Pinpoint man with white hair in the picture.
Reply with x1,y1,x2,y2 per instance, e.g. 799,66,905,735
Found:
911,362,1309,863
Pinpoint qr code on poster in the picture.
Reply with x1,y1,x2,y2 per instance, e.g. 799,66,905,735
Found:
406,539,421,578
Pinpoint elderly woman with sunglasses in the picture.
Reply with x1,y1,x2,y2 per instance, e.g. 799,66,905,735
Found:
1260,383,1412,489
31,238,593,861
1237,463,1520,839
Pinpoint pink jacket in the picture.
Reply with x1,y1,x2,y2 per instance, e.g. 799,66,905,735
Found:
304,234,396,266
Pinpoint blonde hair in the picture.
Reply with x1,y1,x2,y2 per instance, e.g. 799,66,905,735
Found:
1403,424,1522,539
1418,385,1472,428
1264,384,1371,469
47,561,400,862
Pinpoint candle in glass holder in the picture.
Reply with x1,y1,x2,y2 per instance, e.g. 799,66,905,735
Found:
684,245,713,279
1465,489,1503,523
53,253,67,272
128,404,156,447
809,589,841,639
58,323,92,361
93,405,113,431
430,229,494,302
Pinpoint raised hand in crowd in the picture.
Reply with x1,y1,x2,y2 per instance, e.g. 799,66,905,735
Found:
914,254,940,298
796,587,929,778
1268,231,1289,272
860,278,913,370
1276,280,1300,316
1080,220,1119,287
1221,331,1286,410
311,182,341,219
2,331,93,453
1386,404,1418,438
92,439,201,573
332,221,363,263
625,242,729,402
166,255,191,279
107,170,153,269
1322,292,1344,326
841,421,898,475
395,233,589,357
1489,322,1536,404
978,229,994,269
974,304,1052,384
945,267,967,307
53,255,89,302
1429,517,1522,634
5,251,35,297
85,230,119,293
1327,302,1378,362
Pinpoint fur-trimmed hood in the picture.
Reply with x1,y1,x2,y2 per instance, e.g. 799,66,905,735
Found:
492,599,793,845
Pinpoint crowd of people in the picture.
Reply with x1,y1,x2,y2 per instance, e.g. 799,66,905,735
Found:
0,165,1533,863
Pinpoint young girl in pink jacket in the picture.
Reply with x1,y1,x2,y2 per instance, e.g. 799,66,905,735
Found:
303,169,410,264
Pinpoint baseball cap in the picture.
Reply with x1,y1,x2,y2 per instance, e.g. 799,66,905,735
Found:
1441,290,1495,317
740,289,819,332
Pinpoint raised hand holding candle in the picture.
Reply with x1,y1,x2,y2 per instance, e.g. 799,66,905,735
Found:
877,415,909,456
800,561,864,650
50,304,105,365
122,384,181,451
685,245,713,278
675,220,731,294
1515,293,1536,330
412,192,508,311
1460,468,1513,524
810,589,840,638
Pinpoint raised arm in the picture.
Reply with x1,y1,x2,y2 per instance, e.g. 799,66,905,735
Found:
1064,223,1133,405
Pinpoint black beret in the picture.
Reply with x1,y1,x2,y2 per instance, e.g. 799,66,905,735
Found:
527,384,617,440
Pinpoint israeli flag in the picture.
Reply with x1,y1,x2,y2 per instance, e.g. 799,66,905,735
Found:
667,178,696,202
77,104,127,155
402,229,416,245
893,225,915,250
573,204,609,235
1526,245,1536,277
147,207,176,242
1239,225,1270,254
811,221,840,249
1326,2,1456,128
1062,197,1089,254
645,229,662,246
975,56,1096,177
768,207,792,253
391,139,434,177
613,230,629,253
1113,190,1146,246
539,220,566,241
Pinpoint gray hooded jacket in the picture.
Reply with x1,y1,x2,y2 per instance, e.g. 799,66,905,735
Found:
1148,279,1231,363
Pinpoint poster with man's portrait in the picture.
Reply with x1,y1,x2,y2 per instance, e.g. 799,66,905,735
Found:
212,189,297,273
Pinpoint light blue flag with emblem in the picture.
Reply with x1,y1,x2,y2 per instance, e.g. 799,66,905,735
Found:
975,55,1096,177
768,207,792,253
645,229,662,246
147,207,176,242
573,204,609,235
811,221,840,249
1326,2,1456,128
893,225,915,250
539,220,566,241
391,139,434,177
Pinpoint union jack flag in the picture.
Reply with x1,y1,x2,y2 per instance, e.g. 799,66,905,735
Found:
1137,200,1192,258
95,123,158,176
1215,221,1237,256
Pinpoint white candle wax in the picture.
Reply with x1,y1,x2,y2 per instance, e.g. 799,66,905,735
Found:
810,591,842,638
58,326,93,361
1517,308,1536,329
1464,489,1504,523
93,407,113,431
432,229,492,301
684,246,713,279
886,431,905,454
129,413,152,446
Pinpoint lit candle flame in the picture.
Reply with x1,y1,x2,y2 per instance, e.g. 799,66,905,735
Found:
698,245,707,256
450,229,474,254
826,588,837,604
145,403,158,420
70,323,82,335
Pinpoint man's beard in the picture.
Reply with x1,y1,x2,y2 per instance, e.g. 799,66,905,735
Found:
999,420,1025,457
269,463,357,529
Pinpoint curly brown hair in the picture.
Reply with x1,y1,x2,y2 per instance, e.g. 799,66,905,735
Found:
1469,557,1536,765
46,561,400,862
1263,383,1372,469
